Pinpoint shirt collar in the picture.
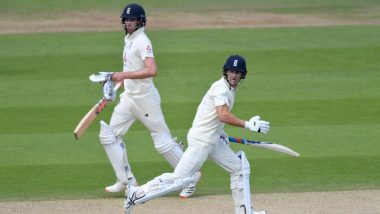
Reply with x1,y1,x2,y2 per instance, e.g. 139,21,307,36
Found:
126,27,145,40
222,77,237,92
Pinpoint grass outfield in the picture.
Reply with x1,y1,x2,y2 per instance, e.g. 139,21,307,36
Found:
1,24,379,201
2,0,380,19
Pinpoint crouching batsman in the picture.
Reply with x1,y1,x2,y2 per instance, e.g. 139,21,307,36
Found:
125,55,270,214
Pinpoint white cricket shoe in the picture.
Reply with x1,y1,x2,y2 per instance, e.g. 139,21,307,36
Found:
105,177,138,193
124,185,145,214
253,211,267,214
179,171,201,198
105,181,125,193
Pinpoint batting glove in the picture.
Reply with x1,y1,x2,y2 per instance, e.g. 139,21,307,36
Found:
244,116,270,134
89,71,113,83
103,74,115,101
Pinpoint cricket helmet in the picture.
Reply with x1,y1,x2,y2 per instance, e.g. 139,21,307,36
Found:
120,3,146,26
223,55,247,79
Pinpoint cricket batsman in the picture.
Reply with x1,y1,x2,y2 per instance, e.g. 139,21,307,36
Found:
96,3,198,198
124,55,270,214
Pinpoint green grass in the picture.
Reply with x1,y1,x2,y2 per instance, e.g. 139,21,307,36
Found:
1,0,379,19
1,24,380,201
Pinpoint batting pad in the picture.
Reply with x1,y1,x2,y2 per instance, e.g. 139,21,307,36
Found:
99,121,130,183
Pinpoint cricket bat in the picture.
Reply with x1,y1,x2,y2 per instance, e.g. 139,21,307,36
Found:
228,136,300,157
73,82,122,140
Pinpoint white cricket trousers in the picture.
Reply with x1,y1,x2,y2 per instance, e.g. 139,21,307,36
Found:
174,137,241,178
101,87,182,184
110,87,172,144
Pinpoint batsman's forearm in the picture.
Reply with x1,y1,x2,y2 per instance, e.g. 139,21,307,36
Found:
122,68,156,79
216,106,245,128
221,114,245,128
121,58,157,80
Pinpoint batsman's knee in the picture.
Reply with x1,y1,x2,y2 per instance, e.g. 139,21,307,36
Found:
99,120,117,145
153,136,184,168
99,120,126,147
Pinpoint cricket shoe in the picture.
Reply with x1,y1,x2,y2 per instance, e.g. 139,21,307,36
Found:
250,206,267,214
253,211,267,214
105,177,138,193
124,185,145,214
179,171,201,199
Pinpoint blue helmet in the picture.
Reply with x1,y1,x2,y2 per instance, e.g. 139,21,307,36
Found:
223,55,247,79
121,3,146,26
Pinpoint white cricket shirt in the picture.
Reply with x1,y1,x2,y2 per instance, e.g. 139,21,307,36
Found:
122,27,154,94
187,77,236,145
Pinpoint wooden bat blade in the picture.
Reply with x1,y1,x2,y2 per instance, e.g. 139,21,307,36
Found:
73,103,99,140
228,136,300,157
73,82,122,140
249,142,300,157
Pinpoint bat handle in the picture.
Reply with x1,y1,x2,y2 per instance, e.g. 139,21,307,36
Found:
96,99,108,114
114,82,122,91
96,82,122,114
228,136,246,144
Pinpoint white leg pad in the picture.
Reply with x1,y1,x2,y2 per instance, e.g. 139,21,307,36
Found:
135,173,198,204
154,137,183,168
99,120,133,183
231,151,253,214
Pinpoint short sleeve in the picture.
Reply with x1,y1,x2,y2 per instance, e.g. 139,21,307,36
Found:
211,86,229,107
140,39,154,59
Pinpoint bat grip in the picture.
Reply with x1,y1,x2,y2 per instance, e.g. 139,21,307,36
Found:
228,136,246,144
114,82,122,91
96,99,108,114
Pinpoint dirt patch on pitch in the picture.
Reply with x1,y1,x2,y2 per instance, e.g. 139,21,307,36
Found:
1,10,380,34
1,190,379,214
